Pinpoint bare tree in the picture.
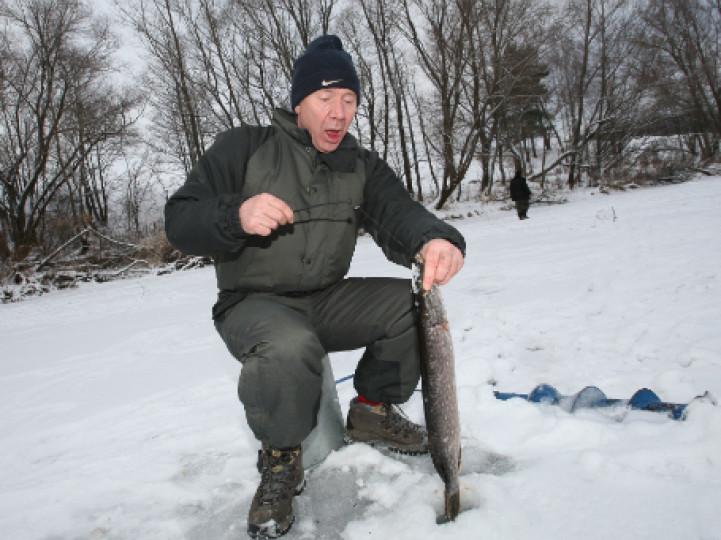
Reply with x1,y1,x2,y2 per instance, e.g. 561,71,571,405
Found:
0,0,138,256
552,0,595,189
122,0,338,175
400,0,479,209
494,43,550,175
549,0,646,188
341,9,385,153
120,149,158,238
585,2,649,184
638,0,721,159
119,0,208,173
465,0,553,195
338,0,420,199
219,0,337,114
355,0,420,198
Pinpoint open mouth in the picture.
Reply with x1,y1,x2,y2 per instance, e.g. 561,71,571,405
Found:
325,129,342,142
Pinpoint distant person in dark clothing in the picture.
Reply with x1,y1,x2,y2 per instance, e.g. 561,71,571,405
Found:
510,169,531,220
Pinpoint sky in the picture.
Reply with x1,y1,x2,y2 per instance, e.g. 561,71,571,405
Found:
1,176,720,539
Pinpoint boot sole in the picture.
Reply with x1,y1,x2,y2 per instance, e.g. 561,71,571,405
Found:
247,479,305,539
247,515,294,539
344,430,429,456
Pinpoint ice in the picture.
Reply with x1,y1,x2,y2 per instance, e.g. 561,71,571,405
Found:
2,176,721,539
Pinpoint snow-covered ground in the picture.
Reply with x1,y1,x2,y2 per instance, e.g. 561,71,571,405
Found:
2,177,721,540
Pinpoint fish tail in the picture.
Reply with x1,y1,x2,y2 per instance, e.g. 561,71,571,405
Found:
443,485,461,522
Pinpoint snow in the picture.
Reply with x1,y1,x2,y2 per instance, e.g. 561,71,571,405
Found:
2,177,721,540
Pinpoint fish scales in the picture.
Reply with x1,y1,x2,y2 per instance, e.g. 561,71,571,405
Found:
413,259,462,522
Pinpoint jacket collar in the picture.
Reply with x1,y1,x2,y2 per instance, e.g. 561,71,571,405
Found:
272,108,359,173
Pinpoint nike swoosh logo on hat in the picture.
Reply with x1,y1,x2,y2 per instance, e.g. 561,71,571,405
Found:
321,79,343,86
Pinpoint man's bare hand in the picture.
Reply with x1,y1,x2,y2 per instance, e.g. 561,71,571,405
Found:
239,193,294,236
419,239,464,291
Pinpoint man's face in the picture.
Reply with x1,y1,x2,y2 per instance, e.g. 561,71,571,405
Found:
295,87,357,153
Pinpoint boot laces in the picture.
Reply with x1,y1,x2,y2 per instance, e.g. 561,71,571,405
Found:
257,449,299,505
381,403,424,438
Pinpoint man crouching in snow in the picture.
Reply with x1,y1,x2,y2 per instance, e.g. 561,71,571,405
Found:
164,35,465,538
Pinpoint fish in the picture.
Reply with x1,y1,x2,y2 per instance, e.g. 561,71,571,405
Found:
412,256,462,523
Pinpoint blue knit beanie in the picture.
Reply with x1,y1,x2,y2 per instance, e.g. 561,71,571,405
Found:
290,35,361,109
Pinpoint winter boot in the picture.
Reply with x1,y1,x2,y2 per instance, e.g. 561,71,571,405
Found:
247,445,305,539
345,397,428,454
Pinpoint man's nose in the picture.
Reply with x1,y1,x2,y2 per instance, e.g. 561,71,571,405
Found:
329,98,345,120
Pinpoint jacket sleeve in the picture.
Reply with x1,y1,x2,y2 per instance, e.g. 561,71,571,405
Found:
164,127,265,256
361,151,466,267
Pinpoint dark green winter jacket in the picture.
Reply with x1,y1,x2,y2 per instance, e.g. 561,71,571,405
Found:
165,109,465,319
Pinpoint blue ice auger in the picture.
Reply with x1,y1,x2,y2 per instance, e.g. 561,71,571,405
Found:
493,384,717,420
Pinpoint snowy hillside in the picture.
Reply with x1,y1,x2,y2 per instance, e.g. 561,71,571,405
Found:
2,177,721,540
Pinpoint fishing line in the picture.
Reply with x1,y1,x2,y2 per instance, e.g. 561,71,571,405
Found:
293,217,354,224
292,201,355,225
352,204,426,293
291,200,415,258
353,203,416,258
293,201,354,214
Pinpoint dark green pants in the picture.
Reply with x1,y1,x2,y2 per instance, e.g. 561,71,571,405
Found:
515,200,530,219
214,278,420,448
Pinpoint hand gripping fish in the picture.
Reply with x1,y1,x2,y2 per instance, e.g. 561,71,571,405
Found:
413,256,462,523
